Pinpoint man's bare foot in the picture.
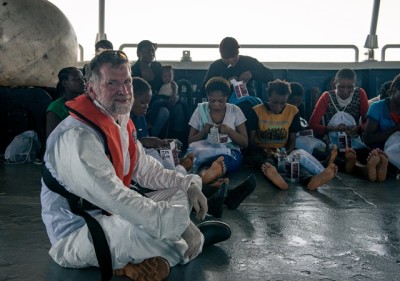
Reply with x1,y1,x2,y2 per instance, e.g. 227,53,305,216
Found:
113,257,170,281
366,149,380,181
376,149,388,182
180,153,194,171
200,156,226,184
261,163,288,190
307,163,337,191
344,148,357,174
328,144,338,166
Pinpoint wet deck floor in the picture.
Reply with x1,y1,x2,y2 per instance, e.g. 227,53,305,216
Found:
1,159,400,281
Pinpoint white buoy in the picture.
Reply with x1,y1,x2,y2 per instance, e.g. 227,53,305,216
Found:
0,0,78,87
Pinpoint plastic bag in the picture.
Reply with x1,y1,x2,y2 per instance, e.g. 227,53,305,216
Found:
289,149,325,176
189,140,232,172
4,130,40,163
295,135,326,154
384,131,400,169
327,111,366,149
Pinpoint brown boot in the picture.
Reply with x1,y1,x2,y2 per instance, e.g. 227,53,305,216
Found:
113,256,170,281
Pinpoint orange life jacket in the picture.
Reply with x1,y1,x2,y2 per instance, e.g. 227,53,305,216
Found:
66,95,137,187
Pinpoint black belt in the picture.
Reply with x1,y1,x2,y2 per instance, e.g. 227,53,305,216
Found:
42,165,112,281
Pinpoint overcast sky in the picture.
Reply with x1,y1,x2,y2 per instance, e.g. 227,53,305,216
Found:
49,0,399,62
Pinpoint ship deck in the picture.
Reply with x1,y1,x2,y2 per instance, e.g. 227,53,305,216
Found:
1,158,400,281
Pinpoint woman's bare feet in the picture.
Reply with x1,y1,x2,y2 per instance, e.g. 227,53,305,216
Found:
366,149,380,181
261,163,288,190
200,156,226,184
307,163,337,191
328,145,338,166
376,149,388,182
180,153,194,172
344,148,357,174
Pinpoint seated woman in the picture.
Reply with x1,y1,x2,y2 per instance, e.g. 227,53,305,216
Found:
131,40,189,148
309,68,370,174
46,67,85,138
188,77,256,214
288,81,338,167
189,77,248,173
368,80,391,106
363,74,400,180
247,79,338,191
131,77,252,217
131,40,166,136
130,77,199,175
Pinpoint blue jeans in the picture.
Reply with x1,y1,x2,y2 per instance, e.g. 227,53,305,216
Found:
199,149,243,173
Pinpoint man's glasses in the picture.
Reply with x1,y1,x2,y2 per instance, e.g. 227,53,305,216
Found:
89,50,129,72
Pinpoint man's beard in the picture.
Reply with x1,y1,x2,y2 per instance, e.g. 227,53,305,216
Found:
98,96,133,116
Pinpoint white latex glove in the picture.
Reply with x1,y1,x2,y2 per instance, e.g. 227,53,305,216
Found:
187,183,208,220
181,221,203,260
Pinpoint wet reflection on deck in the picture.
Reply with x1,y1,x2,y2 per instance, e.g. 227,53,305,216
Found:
1,161,399,281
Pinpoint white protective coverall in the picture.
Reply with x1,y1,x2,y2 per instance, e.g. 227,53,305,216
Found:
40,105,204,269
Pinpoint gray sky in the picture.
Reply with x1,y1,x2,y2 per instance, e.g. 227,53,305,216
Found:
49,0,399,62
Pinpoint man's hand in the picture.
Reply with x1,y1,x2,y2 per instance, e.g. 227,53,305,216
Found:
181,221,203,260
187,183,207,220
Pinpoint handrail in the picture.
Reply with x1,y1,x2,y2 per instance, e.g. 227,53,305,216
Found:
78,44,84,62
119,43,360,62
381,44,400,61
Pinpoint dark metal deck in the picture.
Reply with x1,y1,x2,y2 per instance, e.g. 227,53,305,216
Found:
1,159,399,281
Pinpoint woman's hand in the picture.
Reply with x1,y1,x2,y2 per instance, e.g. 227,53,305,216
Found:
140,137,170,148
346,125,359,137
168,96,178,108
263,148,277,158
218,124,231,135
203,123,213,134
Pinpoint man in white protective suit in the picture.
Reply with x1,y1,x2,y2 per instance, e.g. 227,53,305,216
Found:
40,50,231,281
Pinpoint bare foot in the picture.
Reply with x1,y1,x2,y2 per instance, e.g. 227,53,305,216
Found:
180,153,194,171
208,177,230,188
307,163,337,191
366,149,380,181
376,149,388,182
328,144,338,166
201,156,226,184
344,148,357,174
114,257,170,281
261,163,288,190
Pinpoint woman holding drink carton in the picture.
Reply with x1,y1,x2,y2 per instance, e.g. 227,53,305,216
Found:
188,77,257,214
248,79,338,190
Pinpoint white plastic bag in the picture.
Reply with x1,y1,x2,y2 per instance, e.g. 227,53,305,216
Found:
295,135,326,154
327,111,366,149
289,149,325,176
189,140,232,172
4,130,40,163
384,131,400,169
